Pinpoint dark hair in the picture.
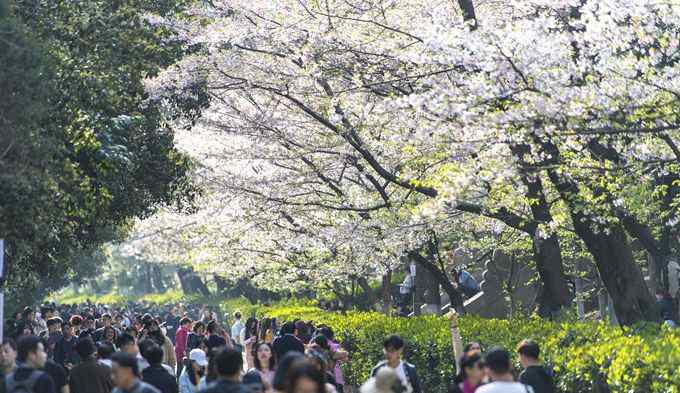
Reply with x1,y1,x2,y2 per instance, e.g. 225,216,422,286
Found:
463,342,481,352
254,342,276,371
273,352,304,391
286,359,326,393
193,321,205,333
234,311,242,320
97,342,115,360
75,337,96,359
112,351,140,376
483,346,512,374
517,339,540,360
454,351,483,383
280,322,296,335
101,313,112,320
245,318,258,340
139,338,157,358
180,317,192,326
316,325,334,341
17,336,42,363
143,344,164,366
207,320,218,334
214,348,243,377
1,338,16,351
46,317,62,328
383,335,405,350
69,315,83,326
243,369,264,392
117,333,136,349
310,335,330,351
22,307,33,318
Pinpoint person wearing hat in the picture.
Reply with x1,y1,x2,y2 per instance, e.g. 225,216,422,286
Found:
179,349,207,393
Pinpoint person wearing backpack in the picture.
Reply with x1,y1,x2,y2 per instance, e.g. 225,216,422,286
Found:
6,335,56,393
517,340,555,393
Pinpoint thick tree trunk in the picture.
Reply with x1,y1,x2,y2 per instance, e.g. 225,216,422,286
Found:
152,265,166,293
214,274,229,294
510,143,571,310
408,250,465,313
177,268,193,294
539,138,657,324
382,271,393,314
356,277,378,311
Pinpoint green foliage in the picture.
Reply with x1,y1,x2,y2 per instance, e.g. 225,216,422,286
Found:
0,0,200,310
260,306,680,393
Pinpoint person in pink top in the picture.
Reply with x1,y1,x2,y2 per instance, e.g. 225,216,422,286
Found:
318,325,348,393
174,317,192,377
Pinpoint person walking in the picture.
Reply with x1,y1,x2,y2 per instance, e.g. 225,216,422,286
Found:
272,322,304,360
68,338,114,393
142,345,179,393
199,348,249,393
0,339,17,393
6,336,56,393
110,352,160,393
230,313,244,354
370,335,421,393
477,347,534,393
175,318,192,377
449,351,484,393
179,349,207,393
517,340,554,393
54,321,79,369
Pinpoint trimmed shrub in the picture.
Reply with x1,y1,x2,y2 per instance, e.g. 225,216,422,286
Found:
260,305,680,393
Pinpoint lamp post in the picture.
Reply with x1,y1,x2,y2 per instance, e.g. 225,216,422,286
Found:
410,262,416,316
0,239,4,342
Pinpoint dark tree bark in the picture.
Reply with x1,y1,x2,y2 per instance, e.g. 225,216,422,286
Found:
214,274,230,294
176,267,211,297
408,247,465,314
510,144,572,309
356,276,378,311
539,137,658,324
152,265,166,293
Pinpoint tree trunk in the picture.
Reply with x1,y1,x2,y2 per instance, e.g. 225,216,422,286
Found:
176,268,193,294
539,138,657,324
356,277,378,311
408,250,465,313
382,270,393,314
152,265,166,293
214,274,229,294
510,143,571,310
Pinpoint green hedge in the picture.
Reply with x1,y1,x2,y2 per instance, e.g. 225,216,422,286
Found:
259,305,680,393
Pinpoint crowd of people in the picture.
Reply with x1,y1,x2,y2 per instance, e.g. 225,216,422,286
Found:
0,301,555,393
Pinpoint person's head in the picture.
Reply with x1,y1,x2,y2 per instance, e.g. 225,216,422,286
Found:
111,352,139,389
97,342,115,360
246,318,258,334
455,350,484,385
103,326,117,342
61,322,74,338
190,348,209,373
360,367,406,393
69,315,83,330
383,335,405,365
75,337,97,360
316,326,334,341
143,344,164,367
214,347,243,379
280,322,296,335
0,339,17,369
483,347,513,380
114,314,124,326
180,317,192,329
254,342,276,371
286,359,326,393
46,317,63,334
117,333,139,356
193,321,206,335
243,369,265,393
22,307,34,321
273,352,305,391
234,311,242,321
310,335,330,352
207,320,218,335
517,339,540,368
16,336,47,369
101,313,112,327
464,342,482,352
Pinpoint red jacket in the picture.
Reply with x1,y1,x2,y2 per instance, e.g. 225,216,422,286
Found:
175,326,189,360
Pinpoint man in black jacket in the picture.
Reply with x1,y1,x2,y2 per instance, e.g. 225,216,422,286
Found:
141,344,178,393
370,335,422,393
200,348,249,393
517,340,555,393
6,336,56,393
69,337,114,393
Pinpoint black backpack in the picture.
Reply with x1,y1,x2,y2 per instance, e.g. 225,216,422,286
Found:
6,370,42,393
